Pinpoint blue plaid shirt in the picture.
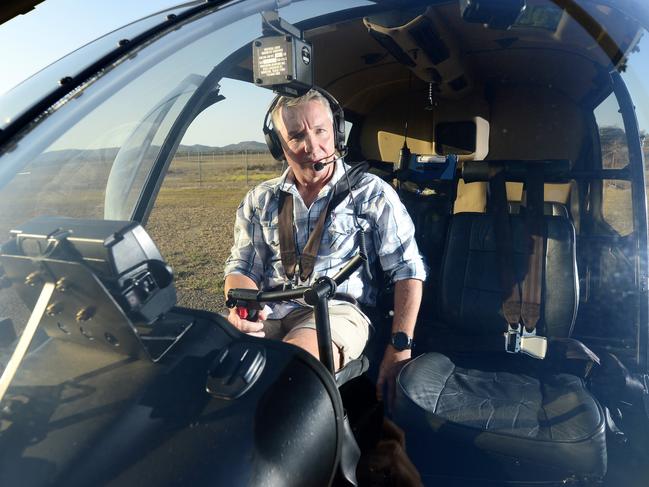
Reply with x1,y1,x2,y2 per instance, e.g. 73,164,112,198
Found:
224,159,427,318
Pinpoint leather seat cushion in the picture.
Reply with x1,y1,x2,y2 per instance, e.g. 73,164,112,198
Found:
395,352,607,479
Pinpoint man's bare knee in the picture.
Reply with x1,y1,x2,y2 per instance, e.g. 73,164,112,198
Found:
284,328,319,359
284,328,342,370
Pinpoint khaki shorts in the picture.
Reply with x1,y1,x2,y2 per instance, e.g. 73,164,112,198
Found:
264,303,370,366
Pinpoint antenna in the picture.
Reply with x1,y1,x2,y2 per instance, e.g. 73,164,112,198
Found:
398,73,413,175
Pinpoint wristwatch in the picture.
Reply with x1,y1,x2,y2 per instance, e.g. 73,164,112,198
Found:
390,331,413,351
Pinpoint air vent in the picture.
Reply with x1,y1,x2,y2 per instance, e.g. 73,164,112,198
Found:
368,30,416,67
449,75,468,91
408,18,450,65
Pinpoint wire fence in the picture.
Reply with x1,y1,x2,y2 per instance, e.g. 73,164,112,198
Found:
167,150,283,188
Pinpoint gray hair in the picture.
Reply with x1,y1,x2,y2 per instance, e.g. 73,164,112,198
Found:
270,89,334,132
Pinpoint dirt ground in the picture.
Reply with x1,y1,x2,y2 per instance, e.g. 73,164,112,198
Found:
147,199,239,313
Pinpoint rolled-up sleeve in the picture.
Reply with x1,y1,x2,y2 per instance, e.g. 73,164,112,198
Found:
224,190,264,285
373,183,428,283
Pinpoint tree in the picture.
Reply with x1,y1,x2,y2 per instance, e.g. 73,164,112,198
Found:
599,126,627,168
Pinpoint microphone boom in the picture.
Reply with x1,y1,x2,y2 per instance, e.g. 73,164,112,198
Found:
313,152,337,171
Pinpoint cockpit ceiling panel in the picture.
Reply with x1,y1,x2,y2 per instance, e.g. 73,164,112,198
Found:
0,0,44,25
467,49,602,102
304,1,635,109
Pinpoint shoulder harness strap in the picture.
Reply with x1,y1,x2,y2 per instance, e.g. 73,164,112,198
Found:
278,161,369,282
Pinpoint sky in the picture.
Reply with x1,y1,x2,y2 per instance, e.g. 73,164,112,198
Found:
0,0,647,146
0,0,186,96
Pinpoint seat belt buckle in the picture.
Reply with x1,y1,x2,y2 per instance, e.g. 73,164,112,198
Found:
520,335,547,359
505,324,522,354
504,324,547,359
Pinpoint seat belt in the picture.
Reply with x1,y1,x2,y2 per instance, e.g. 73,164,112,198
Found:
519,167,599,370
277,162,369,283
489,165,548,359
521,164,544,334
489,165,600,370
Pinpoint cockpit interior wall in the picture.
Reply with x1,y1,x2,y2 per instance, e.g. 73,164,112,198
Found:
486,85,584,206
360,91,490,164
444,84,583,212
487,85,586,162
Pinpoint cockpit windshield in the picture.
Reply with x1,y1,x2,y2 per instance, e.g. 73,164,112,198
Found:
1,1,649,485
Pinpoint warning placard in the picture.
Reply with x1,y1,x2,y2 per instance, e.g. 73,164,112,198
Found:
253,35,312,93
257,45,288,78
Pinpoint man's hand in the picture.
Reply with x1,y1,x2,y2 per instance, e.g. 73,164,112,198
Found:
376,345,411,412
226,306,269,337
224,274,267,337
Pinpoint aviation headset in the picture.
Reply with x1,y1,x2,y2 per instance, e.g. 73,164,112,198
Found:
262,87,347,161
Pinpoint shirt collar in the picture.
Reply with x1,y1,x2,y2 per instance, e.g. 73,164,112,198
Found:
278,157,347,199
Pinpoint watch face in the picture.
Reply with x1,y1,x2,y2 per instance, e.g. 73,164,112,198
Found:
392,332,412,351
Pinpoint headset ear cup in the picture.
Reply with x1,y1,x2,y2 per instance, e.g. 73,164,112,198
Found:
335,113,346,152
263,95,285,161
265,128,285,161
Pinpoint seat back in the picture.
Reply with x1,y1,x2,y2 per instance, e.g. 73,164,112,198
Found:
438,209,578,338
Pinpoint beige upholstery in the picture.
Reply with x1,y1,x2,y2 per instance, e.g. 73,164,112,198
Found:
360,95,436,163
507,182,572,204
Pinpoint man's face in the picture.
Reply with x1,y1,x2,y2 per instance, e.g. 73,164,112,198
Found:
275,99,336,186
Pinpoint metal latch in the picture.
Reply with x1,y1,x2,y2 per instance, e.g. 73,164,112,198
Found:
504,324,547,359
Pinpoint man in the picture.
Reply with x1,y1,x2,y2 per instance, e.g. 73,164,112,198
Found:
224,89,426,399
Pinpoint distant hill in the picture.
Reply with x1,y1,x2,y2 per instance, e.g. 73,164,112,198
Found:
36,141,270,163
179,141,267,154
